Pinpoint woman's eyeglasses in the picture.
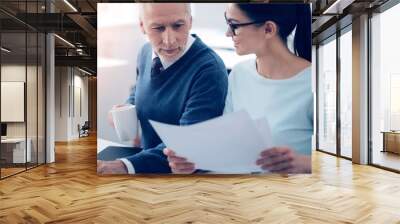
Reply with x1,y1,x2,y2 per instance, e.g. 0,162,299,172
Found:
224,12,265,36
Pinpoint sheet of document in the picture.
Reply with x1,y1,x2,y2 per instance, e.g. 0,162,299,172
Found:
149,110,272,173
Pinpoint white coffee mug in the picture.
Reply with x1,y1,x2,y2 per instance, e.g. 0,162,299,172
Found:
111,104,138,142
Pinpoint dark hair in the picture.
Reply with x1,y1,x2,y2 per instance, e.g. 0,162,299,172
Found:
236,3,311,62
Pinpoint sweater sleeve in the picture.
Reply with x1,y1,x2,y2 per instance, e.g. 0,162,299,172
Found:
180,65,228,125
125,85,136,105
125,142,171,173
125,64,228,174
126,44,146,105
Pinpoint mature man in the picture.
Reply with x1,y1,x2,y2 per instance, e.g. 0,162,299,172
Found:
97,3,228,174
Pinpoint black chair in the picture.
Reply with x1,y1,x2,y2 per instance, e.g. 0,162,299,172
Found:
79,121,90,138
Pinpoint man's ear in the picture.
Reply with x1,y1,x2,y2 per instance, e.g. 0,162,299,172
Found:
188,15,193,30
139,20,146,34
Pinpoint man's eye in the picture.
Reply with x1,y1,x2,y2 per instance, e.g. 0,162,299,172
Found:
172,24,184,30
152,26,165,32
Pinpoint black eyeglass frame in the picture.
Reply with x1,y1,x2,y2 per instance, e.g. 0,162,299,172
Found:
224,12,265,36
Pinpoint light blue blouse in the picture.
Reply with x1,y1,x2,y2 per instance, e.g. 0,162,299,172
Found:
224,59,313,155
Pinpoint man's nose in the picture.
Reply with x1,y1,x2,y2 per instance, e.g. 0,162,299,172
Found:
162,27,177,47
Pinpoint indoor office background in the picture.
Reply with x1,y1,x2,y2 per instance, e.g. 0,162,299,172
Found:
1,0,399,178
1,0,400,222
0,0,46,179
0,0,96,179
315,1,400,172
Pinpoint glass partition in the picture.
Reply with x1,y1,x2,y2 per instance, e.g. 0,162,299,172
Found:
1,30,28,177
27,30,38,170
371,3,400,171
317,36,337,155
38,32,45,165
339,28,352,158
0,1,46,179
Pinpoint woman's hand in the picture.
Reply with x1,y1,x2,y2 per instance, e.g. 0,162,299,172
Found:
256,146,311,174
163,148,196,174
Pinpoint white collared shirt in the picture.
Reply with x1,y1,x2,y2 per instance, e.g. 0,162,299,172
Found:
151,34,195,69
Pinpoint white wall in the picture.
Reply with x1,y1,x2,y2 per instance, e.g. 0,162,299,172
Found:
55,67,89,141
1,64,45,163
72,73,89,138
98,3,144,142
55,67,68,141
1,65,34,138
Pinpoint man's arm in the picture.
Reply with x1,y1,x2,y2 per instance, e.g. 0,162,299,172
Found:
124,143,170,173
179,66,228,125
126,42,146,105
125,66,139,105
124,66,228,174
125,84,136,105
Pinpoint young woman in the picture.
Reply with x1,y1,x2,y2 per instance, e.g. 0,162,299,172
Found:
164,3,313,174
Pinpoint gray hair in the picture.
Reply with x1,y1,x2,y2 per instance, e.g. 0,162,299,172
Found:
138,3,191,20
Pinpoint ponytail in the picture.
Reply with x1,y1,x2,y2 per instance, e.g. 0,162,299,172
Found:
294,4,311,62
236,3,312,62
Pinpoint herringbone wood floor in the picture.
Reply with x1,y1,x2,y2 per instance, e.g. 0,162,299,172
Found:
1,134,400,224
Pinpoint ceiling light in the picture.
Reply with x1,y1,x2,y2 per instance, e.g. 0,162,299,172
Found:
76,48,85,55
322,0,354,15
54,34,75,48
63,0,78,12
1,47,11,53
78,67,93,76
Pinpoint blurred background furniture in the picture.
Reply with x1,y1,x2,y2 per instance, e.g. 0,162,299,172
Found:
79,121,90,138
382,131,400,154
0,138,32,167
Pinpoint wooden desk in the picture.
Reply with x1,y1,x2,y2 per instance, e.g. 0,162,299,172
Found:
382,131,400,154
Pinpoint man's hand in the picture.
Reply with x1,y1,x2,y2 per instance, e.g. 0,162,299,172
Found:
256,146,311,174
133,136,141,147
97,160,128,174
163,148,195,174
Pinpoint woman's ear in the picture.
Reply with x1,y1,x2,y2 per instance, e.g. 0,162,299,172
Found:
264,21,277,38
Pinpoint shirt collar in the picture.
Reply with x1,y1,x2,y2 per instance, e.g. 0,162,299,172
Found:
152,34,195,69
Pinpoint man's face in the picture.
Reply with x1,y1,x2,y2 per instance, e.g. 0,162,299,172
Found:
140,4,192,62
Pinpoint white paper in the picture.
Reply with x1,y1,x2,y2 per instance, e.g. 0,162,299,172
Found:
112,104,138,142
149,110,272,173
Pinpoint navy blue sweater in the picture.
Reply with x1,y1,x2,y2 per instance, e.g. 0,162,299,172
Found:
125,35,228,173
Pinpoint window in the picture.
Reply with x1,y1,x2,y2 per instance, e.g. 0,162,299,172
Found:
339,28,352,158
317,36,337,154
371,2,400,171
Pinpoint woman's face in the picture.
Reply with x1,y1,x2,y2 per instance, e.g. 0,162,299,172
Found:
225,4,265,56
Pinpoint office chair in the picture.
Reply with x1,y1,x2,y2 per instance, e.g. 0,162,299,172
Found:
79,121,90,138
